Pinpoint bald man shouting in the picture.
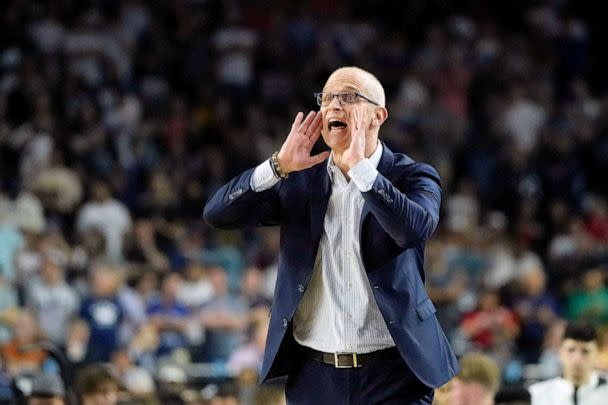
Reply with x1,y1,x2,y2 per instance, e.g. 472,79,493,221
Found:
204,66,459,404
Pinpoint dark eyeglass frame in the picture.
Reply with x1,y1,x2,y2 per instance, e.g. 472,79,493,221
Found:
314,92,380,107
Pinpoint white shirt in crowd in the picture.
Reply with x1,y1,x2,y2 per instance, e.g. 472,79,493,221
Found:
528,372,608,405
76,198,132,262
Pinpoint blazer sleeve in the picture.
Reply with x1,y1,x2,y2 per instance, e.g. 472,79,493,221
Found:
203,168,282,229
361,163,441,248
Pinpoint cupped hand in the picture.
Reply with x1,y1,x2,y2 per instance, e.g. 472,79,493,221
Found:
277,111,330,174
341,105,366,170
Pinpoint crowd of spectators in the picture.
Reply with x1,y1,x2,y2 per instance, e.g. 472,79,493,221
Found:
1,0,607,403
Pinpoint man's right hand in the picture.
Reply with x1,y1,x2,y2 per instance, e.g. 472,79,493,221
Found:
276,111,330,174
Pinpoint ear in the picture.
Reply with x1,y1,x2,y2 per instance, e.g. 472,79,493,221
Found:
372,107,388,127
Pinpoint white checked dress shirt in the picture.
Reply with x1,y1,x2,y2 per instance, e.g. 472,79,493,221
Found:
251,142,395,354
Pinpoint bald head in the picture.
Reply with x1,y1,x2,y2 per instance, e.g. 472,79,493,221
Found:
325,67,386,107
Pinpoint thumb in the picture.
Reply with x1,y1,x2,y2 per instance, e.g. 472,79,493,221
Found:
308,151,330,166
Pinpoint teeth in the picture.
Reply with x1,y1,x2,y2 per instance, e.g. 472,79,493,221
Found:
328,119,347,130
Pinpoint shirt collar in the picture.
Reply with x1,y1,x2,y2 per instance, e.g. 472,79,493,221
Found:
558,372,601,392
326,141,383,181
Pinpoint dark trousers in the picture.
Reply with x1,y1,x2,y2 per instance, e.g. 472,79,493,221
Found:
285,347,434,405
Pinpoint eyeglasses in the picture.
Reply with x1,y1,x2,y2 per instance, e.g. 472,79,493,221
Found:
314,92,380,107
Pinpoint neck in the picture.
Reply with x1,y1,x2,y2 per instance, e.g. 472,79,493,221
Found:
566,371,592,387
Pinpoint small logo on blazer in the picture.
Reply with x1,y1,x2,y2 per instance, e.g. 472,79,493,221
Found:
377,189,393,204
228,188,244,201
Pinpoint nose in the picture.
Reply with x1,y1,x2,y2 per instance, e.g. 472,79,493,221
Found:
326,94,343,109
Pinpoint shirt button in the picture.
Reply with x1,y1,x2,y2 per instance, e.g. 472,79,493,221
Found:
347,282,352,289
282,318,288,328
347,313,352,319
297,284,305,293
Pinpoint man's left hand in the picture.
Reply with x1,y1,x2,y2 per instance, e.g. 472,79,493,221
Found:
342,105,367,170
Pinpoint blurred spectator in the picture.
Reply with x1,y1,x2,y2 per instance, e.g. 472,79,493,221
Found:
27,371,66,405
62,317,91,368
198,266,248,362
116,269,148,345
435,352,501,405
26,252,79,344
177,262,214,310
226,317,269,376
584,196,608,242
122,366,159,405
461,289,520,366
79,264,125,362
147,272,193,356
482,211,516,290
240,266,272,310
501,82,547,155
534,319,566,381
511,268,559,364
156,363,188,403
30,149,83,216
528,321,608,405
445,178,479,235
128,322,160,374
76,179,132,263
75,364,121,405
0,310,48,376
426,238,467,337
566,267,608,325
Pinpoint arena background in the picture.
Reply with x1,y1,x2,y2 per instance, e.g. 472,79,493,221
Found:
0,0,607,403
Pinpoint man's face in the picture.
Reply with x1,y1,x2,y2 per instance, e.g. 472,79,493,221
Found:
560,338,597,384
319,70,376,154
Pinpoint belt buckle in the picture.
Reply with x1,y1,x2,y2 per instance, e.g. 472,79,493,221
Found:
333,352,358,368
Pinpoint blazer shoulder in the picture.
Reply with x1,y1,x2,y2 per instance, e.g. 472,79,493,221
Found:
392,153,441,184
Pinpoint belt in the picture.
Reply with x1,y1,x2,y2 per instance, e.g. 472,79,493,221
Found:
301,346,399,368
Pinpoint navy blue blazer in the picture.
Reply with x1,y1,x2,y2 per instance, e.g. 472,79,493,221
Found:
203,143,460,388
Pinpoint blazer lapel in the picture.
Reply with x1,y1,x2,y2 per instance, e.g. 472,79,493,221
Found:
310,164,331,250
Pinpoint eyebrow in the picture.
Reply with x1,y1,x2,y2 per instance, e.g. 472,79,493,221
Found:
323,86,361,93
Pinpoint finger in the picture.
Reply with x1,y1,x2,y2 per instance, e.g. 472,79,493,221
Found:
297,111,316,134
306,151,330,166
358,106,366,130
306,113,323,138
309,123,323,145
291,112,304,131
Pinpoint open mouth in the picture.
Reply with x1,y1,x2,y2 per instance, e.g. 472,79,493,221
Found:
328,119,348,131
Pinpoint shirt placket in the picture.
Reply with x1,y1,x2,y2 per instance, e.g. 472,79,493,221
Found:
343,182,358,352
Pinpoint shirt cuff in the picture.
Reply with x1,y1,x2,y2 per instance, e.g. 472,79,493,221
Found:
251,159,281,191
348,159,378,192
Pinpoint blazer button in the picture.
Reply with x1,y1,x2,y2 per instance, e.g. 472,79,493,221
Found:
282,318,288,328
297,284,305,293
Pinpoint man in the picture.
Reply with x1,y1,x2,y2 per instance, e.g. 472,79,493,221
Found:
204,66,459,404
434,352,501,405
528,321,608,405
